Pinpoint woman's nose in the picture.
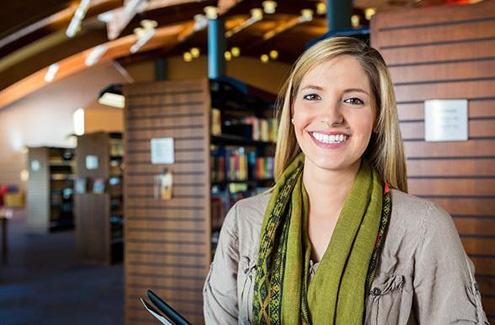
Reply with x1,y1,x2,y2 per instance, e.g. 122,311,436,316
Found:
319,106,344,127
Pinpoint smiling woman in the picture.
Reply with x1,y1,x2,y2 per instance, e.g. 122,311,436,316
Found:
203,37,489,324
292,56,376,178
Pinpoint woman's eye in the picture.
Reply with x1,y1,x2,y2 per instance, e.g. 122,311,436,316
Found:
344,97,364,105
303,93,321,101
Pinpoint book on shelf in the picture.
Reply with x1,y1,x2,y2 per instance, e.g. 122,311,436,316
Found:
241,117,278,142
220,117,278,142
256,157,274,180
211,108,222,136
211,197,226,230
211,145,274,183
93,178,106,194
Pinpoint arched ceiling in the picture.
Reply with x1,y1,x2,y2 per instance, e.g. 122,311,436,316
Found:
0,0,471,109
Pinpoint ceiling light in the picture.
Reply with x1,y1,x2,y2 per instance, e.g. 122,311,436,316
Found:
262,1,277,14
141,19,158,29
85,44,108,66
98,84,125,109
193,14,208,31
225,9,264,38
224,51,232,61
204,6,218,19
269,50,278,60
124,0,147,15
66,0,92,38
130,20,157,53
190,48,200,58
231,47,240,57
351,15,360,28
316,2,327,15
183,52,193,62
44,63,59,82
301,9,314,21
261,54,269,63
99,93,125,108
365,8,377,20
250,8,264,20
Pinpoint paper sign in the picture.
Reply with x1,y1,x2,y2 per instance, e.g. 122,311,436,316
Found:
85,155,99,170
151,138,174,164
31,160,41,172
424,99,468,142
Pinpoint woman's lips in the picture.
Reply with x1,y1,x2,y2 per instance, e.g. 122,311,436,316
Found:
308,131,350,149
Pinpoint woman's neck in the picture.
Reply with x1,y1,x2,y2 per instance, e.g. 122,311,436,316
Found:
303,158,361,216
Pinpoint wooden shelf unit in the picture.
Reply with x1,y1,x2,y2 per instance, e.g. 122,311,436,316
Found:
27,147,75,233
123,78,276,324
74,132,124,265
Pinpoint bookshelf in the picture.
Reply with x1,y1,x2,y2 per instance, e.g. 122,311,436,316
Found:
74,132,124,264
27,147,75,233
209,78,276,256
123,78,276,324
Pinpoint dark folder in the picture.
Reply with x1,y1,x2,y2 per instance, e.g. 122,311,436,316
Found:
140,290,192,325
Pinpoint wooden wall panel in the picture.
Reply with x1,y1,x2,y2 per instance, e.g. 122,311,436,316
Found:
381,40,495,66
398,99,495,121
124,79,210,325
371,1,495,322
26,147,50,233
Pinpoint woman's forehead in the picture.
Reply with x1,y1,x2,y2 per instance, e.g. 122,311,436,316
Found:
298,56,371,92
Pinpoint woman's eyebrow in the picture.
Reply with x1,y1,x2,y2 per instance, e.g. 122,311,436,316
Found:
300,84,324,91
344,88,369,96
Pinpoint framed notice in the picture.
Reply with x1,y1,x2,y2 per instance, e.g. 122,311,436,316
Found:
424,99,468,142
151,138,175,165
85,155,99,170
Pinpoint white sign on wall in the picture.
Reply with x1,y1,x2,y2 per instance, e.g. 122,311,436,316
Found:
424,99,468,142
85,155,99,170
31,160,41,172
151,138,175,164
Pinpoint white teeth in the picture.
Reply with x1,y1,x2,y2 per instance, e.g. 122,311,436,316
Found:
312,132,347,144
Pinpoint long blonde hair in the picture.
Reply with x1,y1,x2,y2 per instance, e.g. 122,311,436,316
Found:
274,36,408,192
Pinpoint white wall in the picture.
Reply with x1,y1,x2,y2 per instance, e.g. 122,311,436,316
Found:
0,62,131,188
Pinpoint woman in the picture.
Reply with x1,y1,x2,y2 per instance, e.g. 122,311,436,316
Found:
203,37,488,324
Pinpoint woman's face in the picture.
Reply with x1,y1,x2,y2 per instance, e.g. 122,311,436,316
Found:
292,55,376,173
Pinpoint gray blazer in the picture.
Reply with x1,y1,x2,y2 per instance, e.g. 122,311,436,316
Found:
203,189,489,324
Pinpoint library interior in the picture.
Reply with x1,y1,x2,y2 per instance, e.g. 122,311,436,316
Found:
0,0,493,324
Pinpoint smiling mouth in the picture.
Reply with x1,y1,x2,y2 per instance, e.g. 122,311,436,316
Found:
309,131,350,144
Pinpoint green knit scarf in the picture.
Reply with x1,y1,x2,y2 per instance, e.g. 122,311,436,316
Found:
252,152,385,324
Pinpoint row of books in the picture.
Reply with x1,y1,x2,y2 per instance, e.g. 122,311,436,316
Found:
211,108,278,142
75,177,123,195
211,146,274,182
211,190,258,230
109,139,124,157
241,117,278,142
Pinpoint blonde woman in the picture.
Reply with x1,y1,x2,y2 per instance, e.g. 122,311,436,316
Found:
203,37,488,324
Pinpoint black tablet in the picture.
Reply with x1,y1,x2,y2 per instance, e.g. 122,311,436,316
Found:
147,289,192,325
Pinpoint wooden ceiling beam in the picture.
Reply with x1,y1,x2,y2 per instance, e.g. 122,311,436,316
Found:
0,23,185,109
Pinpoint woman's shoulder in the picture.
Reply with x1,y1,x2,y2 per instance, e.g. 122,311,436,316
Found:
222,191,272,256
221,191,272,234
389,188,456,240
234,191,272,216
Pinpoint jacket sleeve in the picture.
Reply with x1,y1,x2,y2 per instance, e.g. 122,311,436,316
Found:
203,203,239,324
412,202,489,324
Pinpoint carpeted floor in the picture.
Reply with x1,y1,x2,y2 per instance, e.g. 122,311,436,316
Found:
0,210,124,325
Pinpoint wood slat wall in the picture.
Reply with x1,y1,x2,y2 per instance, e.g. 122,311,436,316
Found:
371,1,495,322
26,147,50,233
74,132,111,264
124,79,211,325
